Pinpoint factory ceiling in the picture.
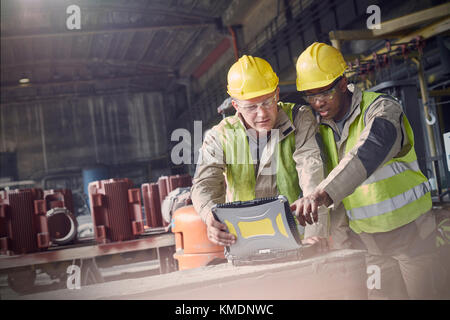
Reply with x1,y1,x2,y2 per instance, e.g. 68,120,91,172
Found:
0,0,233,104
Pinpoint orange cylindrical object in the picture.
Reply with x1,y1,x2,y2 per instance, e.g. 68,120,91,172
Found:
174,251,225,271
172,206,223,254
172,206,224,270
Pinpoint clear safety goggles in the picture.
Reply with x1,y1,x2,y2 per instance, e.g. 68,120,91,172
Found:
236,94,277,114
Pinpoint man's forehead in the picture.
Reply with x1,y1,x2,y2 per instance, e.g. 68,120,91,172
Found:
305,76,344,95
234,91,276,105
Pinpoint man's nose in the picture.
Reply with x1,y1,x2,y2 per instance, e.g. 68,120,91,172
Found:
312,99,326,109
255,105,268,116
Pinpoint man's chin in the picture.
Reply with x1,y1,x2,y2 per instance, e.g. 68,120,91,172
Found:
255,126,273,133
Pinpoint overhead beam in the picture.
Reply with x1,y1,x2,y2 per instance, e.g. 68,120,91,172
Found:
329,2,450,42
95,4,215,21
1,58,174,73
355,16,450,63
0,88,164,106
137,33,157,62
3,3,216,23
429,88,450,97
0,74,174,90
371,2,450,37
329,30,404,41
153,31,176,63
173,29,203,68
1,23,215,41
335,16,450,68
193,37,231,78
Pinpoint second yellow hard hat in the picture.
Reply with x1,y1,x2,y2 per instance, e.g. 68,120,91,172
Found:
227,55,279,100
296,42,348,92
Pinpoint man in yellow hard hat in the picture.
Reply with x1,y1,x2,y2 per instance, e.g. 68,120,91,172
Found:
191,55,329,249
292,42,445,299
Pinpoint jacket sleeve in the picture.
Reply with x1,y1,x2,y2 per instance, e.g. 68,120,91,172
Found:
319,98,406,207
293,106,329,238
190,128,227,222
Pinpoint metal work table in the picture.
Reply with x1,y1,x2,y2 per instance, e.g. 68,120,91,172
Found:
18,249,369,300
0,229,176,294
0,231,175,271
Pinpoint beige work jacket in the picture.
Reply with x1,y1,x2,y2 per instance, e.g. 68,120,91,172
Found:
317,84,435,251
191,103,329,239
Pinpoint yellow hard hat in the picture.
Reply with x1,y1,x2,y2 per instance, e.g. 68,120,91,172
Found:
227,55,279,100
296,42,348,92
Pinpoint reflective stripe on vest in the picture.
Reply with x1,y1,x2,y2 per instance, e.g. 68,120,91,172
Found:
319,91,431,234
361,160,420,185
348,181,430,220
221,102,301,204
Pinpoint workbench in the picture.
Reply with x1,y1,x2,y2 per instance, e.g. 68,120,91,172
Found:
17,249,369,300
0,229,176,294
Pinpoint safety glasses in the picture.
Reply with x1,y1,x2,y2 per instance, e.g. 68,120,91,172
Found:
235,94,277,114
303,76,342,104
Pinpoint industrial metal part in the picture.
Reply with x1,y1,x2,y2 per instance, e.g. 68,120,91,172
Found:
46,207,78,245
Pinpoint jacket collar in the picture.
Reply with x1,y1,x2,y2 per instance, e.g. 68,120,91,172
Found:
233,104,295,142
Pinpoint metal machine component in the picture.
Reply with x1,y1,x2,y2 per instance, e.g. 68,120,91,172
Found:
44,189,78,245
142,183,164,228
46,207,78,245
168,174,192,191
44,189,75,216
88,179,145,244
143,175,193,228
157,176,170,227
0,189,50,255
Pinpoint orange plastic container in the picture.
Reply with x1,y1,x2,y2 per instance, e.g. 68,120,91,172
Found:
171,205,224,270
173,251,226,271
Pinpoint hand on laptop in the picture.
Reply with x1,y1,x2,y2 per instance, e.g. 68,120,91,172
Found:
205,211,237,246
290,189,332,226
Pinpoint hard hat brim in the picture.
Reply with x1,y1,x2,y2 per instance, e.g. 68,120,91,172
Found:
228,85,278,101
297,74,344,92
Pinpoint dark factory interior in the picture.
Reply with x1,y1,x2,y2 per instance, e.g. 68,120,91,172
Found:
0,0,449,301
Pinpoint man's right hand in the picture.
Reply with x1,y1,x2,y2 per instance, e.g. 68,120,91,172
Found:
290,189,332,226
205,212,236,246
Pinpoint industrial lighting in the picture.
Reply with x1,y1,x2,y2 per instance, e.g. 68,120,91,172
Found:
19,78,30,84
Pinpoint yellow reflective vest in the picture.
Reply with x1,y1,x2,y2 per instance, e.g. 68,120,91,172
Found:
319,91,432,234
221,102,301,204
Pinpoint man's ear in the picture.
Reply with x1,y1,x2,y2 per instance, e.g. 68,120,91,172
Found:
339,77,348,92
231,99,239,112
